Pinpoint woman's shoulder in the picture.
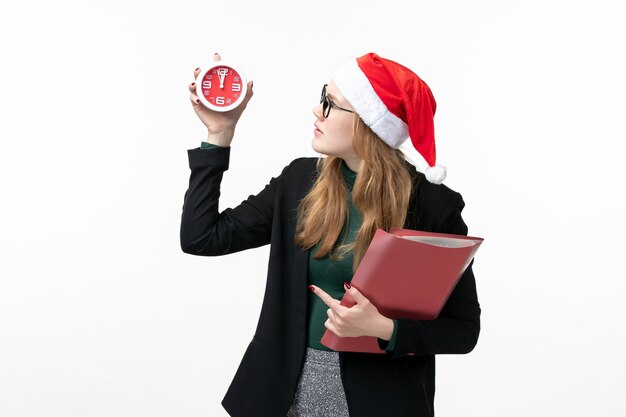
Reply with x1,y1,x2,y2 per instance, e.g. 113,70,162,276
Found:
403,161,463,206
277,157,319,181
419,177,465,210
274,156,320,189
286,156,319,172
404,161,467,232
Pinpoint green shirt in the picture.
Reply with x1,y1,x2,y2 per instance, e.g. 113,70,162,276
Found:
199,141,398,351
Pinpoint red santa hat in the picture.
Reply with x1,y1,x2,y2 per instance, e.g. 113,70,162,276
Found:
331,52,446,184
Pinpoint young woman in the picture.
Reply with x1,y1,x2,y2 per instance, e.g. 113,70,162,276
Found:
181,52,481,417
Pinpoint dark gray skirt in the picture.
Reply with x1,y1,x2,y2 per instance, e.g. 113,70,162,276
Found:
286,347,350,417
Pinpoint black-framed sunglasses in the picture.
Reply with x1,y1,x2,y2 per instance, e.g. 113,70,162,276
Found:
320,84,355,118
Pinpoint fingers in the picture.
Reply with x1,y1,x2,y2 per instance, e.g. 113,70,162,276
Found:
193,53,220,78
324,318,339,335
324,317,332,330
191,68,201,105
310,285,344,319
344,283,368,304
191,53,221,96
241,80,254,107
309,285,336,308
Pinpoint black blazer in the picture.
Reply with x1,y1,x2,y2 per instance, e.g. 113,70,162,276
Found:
180,146,481,417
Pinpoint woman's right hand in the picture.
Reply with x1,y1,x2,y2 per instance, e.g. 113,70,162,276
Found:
189,53,254,146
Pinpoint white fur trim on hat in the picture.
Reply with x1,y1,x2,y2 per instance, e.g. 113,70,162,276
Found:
331,57,409,149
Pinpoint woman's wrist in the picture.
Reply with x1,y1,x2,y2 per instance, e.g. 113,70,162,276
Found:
206,129,235,147
376,317,395,341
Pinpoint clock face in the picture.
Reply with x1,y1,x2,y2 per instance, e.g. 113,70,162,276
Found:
196,63,247,112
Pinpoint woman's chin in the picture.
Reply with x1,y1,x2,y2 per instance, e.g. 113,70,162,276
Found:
312,138,340,157
311,138,325,154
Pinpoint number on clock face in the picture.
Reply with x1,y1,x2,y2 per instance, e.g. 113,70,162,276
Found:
200,65,243,109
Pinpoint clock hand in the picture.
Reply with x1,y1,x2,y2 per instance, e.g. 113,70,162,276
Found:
218,68,227,88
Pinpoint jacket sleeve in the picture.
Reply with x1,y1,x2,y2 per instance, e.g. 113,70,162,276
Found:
380,191,481,358
180,146,296,256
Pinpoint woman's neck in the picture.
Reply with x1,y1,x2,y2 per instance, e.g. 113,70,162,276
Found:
342,157,361,173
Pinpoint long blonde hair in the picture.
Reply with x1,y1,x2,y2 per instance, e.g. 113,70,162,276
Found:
294,114,414,273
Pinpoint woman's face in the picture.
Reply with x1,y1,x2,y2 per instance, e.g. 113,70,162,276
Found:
311,80,360,167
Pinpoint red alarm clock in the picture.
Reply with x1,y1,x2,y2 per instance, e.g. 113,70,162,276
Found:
195,61,248,112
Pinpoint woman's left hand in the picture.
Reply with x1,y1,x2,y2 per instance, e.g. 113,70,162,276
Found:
309,282,394,340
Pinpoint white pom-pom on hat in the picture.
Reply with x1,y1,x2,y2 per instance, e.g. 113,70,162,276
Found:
425,164,447,185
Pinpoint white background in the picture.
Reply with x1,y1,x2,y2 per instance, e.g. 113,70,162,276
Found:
1,1,625,416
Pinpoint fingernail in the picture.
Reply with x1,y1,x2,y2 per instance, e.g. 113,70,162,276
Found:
308,285,315,292
214,52,218,56
191,82,195,87
195,98,200,104
195,67,200,72
344,282,351,289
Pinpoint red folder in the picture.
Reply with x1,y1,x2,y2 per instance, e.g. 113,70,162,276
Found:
320,227,484,353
